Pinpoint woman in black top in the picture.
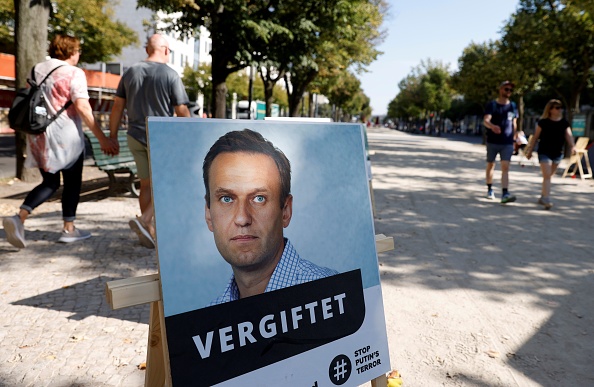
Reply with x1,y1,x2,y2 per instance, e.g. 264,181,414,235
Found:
525,99,575,209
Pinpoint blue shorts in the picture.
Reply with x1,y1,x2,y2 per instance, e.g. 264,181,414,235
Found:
538,153,563,164
486,143,514,163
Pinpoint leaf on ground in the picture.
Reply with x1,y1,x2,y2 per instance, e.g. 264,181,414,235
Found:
138,362,147,370
485,350,500,358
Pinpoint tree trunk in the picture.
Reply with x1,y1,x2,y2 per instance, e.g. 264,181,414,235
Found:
286,68,318,117
260,66,284,117
14,0,50,181
517,94,524,132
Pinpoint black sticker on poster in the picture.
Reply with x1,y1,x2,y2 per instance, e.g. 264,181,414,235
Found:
165,270,365,386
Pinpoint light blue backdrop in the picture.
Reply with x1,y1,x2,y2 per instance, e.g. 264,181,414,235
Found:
147,118,379,317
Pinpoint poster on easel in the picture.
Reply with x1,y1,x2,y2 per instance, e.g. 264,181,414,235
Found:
148,118,390,386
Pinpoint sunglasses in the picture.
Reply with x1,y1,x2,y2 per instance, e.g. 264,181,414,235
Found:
552,106,562,110
503,88,513,92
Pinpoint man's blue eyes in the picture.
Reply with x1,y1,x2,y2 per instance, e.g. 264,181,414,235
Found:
219,196,266,203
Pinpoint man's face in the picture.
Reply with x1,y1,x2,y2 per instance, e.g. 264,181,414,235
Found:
205,152,292,273
500,85,513,97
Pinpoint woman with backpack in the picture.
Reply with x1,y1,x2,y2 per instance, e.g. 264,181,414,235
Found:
2,35,118,248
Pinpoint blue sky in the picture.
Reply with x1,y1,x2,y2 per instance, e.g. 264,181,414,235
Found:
360,0,520,116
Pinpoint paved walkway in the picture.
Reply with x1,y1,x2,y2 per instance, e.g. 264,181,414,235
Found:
0,128,592,386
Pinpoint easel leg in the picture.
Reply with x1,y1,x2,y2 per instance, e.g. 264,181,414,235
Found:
371,374,387,387
145,301,167,387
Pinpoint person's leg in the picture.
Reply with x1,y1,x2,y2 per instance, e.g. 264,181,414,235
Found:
540,161,552,198
21,168,62,220
500,144,516,203
138,177,154,233
127,135,155,248
485,143,497,198
60,153,84,233
4,169,60,248
501,160,510,189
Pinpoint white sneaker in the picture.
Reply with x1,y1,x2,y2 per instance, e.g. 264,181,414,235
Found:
58,227,91,243
129,218,155,249
3,215,26,248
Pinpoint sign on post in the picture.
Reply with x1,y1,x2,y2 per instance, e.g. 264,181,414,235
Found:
572,114,586,137
147,118,390,386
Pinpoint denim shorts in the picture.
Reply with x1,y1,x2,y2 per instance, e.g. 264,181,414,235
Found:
538,153,563,164
486,143,514,163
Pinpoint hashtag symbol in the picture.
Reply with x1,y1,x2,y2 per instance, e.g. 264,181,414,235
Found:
329,354,351,385
334,359,347,380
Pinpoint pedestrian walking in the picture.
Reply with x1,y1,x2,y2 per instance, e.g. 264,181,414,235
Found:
2,35,118,249
109,34,190,248
483,81,518,203
524,99,575,209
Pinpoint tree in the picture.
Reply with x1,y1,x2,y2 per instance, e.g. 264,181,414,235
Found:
500,0,594,122
4,0,138,180
283,0,385,116
387,60,452,129
138,0,283,118
1,0,138,63
452,42,503,111
12,0,50,180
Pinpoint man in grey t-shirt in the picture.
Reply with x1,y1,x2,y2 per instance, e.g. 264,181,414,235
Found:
109,34,190,248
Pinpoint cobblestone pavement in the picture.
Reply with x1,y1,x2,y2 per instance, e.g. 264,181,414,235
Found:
1,128,593,386
1,169,154,387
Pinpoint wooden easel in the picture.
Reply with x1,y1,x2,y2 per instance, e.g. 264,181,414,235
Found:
106,234,394,387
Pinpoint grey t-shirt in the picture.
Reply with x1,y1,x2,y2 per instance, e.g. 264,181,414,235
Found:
116,61,189,145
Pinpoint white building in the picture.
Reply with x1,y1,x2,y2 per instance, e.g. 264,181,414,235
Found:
85,2,212,77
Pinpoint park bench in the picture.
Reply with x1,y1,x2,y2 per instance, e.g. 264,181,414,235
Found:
84,130,139,197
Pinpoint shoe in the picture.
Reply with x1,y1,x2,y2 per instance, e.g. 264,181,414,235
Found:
129,218,155,249
58,227,91,243
486,189,495,200
501,192,516,204
3,215,26,248
538,196,553,209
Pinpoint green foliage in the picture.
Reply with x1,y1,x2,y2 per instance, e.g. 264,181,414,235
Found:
138,0,385,117
1,0,138,63
387,60,452,120
183,63,288,111
499,0,594,117
451,41,503,110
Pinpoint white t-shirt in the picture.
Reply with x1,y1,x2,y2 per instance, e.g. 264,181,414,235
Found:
25,58,90,173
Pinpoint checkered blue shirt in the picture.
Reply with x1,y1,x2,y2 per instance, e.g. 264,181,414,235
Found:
211,239,338,305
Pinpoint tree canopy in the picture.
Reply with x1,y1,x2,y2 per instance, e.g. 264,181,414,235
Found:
0,0,138,63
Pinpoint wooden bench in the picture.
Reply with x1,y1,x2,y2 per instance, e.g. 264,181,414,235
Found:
84,130,139,196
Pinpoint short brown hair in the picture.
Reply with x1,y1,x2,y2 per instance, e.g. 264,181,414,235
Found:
49,35,80,60
203,129,291,209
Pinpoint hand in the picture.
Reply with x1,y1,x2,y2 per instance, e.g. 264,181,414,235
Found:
100,137,119,156
525,149,532,160
490,125,502,134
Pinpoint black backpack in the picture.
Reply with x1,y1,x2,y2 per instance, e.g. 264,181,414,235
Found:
8,64,73,135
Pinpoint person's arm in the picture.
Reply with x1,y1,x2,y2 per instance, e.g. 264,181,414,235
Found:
73,98,119,156
109,96,126,144
512,118,518,140
565,126,576,155
525,125,542,160
483,114,501,134
174,104,191,117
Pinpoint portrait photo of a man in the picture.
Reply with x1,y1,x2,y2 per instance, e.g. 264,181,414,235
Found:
202,129,338,304
147,118,390,386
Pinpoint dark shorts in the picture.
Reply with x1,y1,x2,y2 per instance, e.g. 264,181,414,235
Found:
486,143,514,163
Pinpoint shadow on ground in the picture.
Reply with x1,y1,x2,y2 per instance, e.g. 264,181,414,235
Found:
369,131,594,386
